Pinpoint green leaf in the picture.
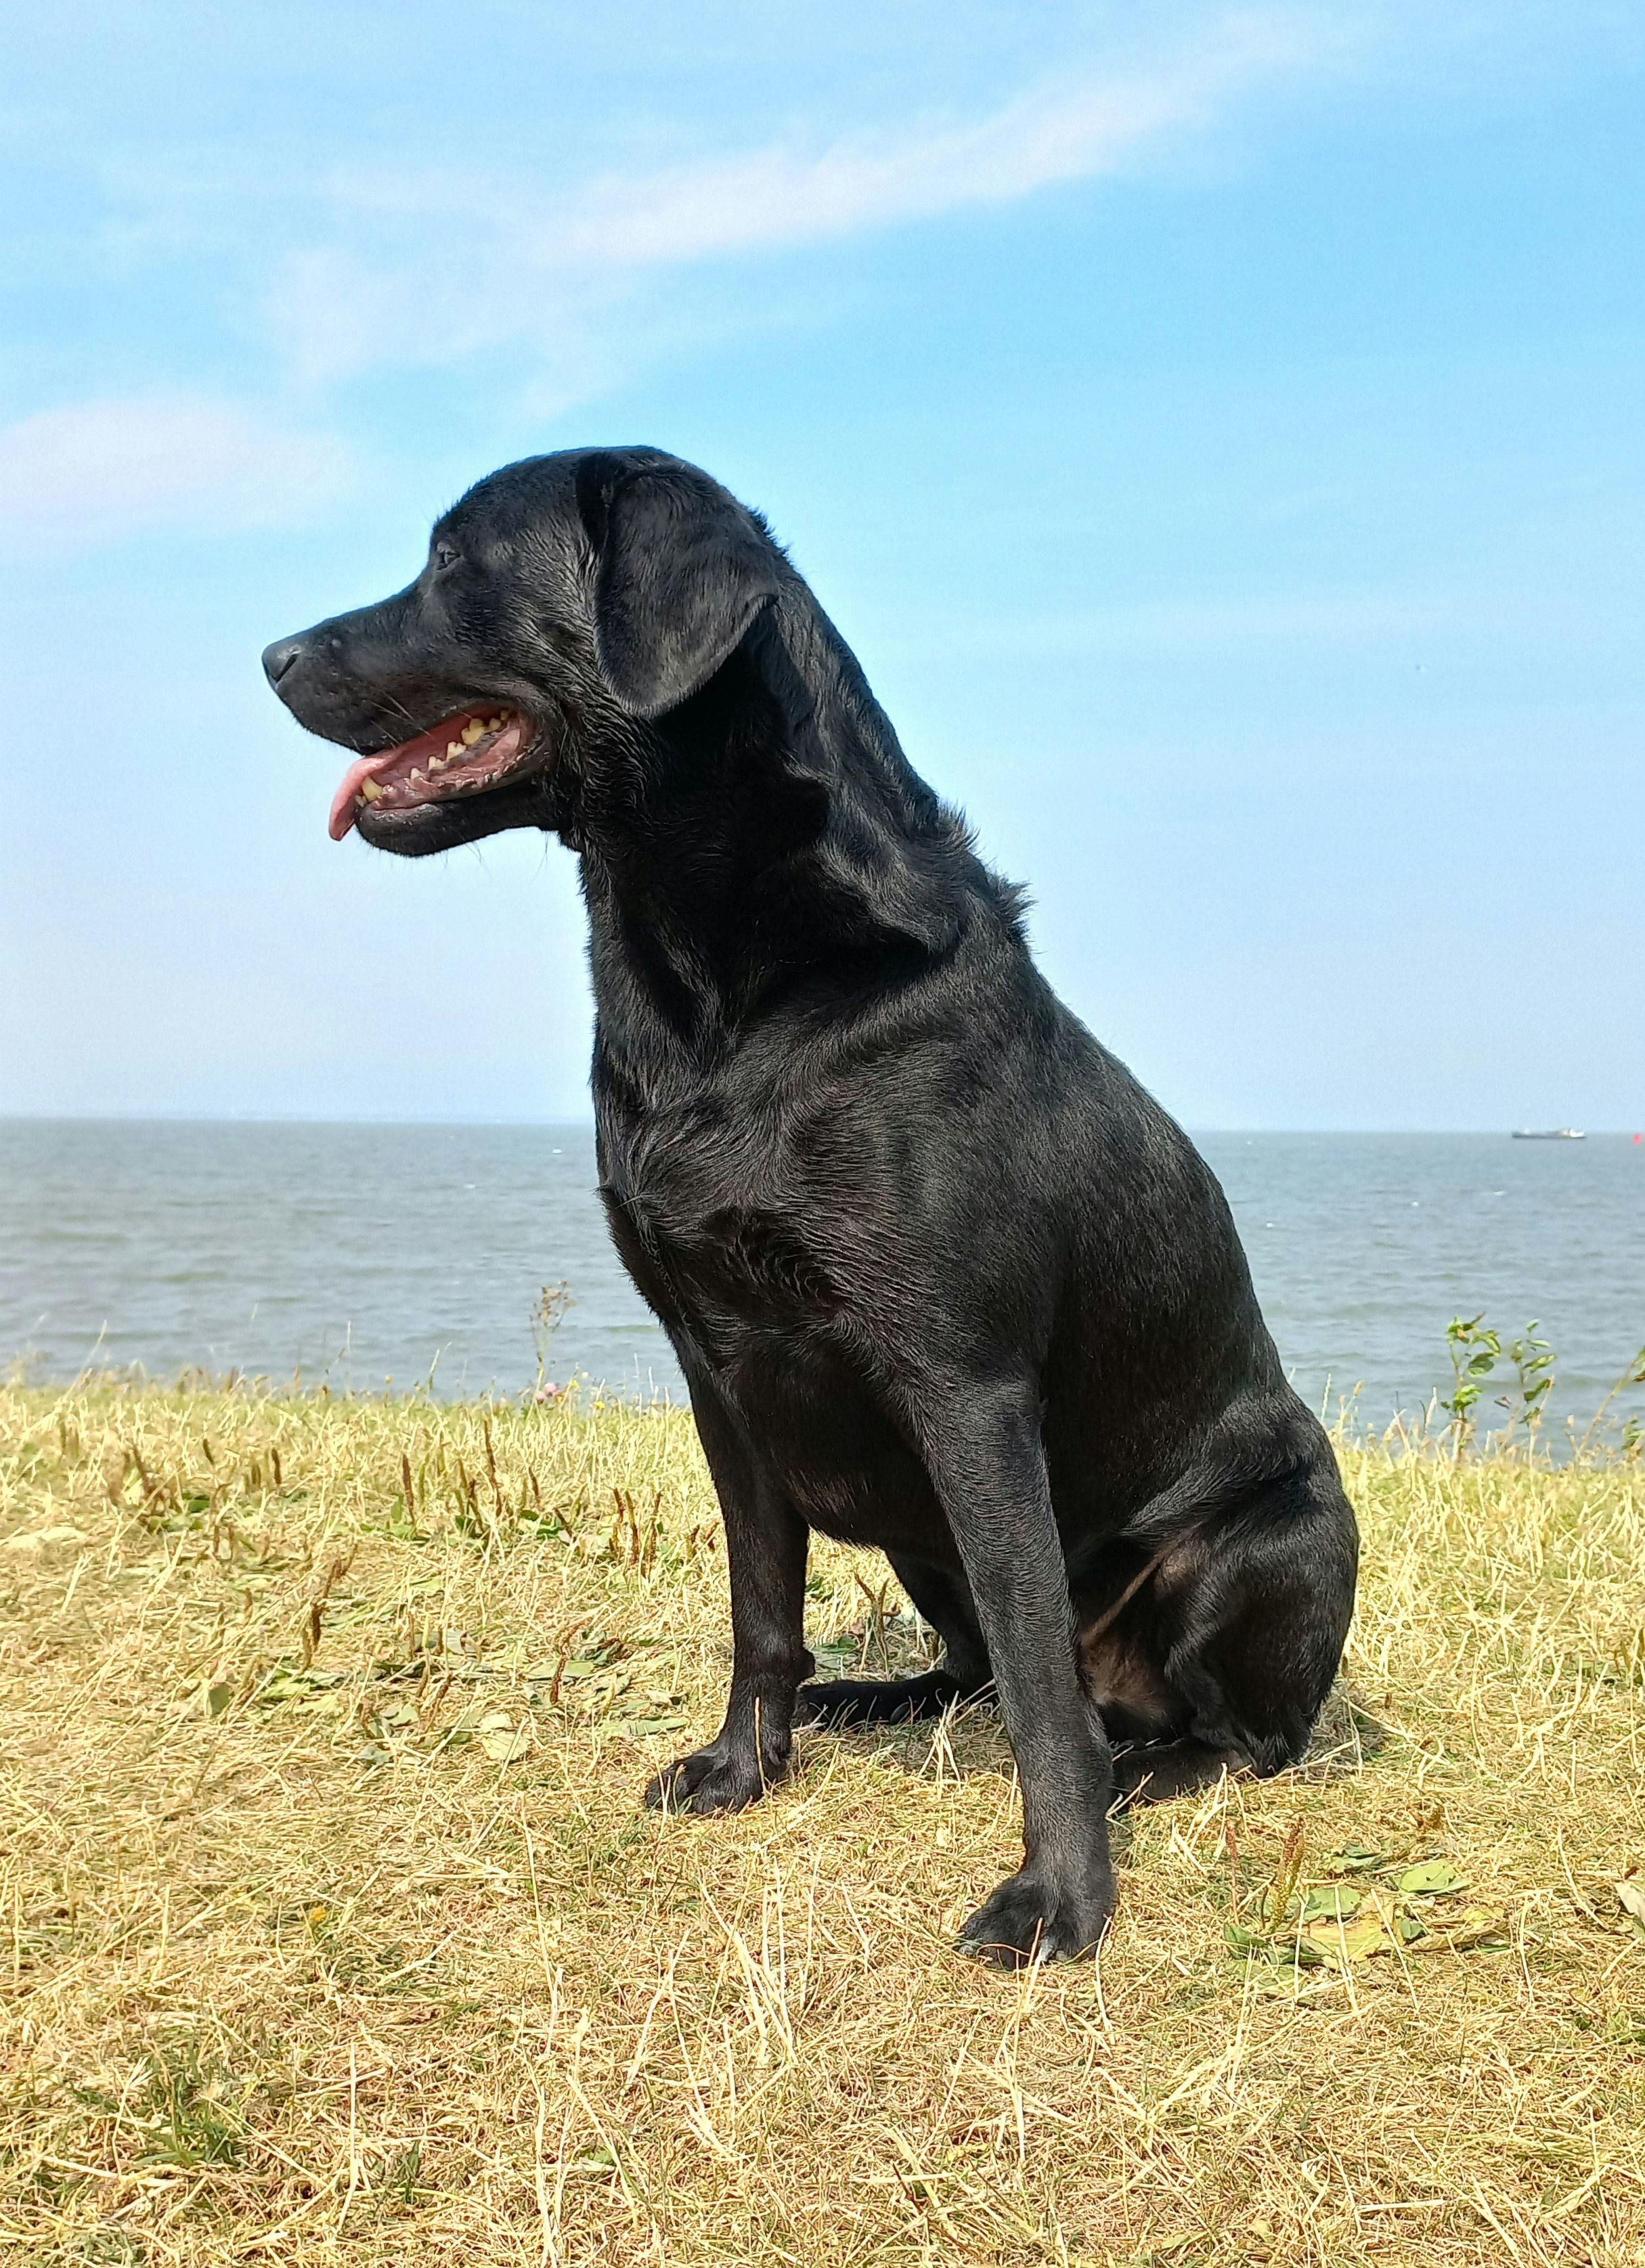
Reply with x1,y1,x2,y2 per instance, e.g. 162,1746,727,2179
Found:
1326,1844,1386,1874
1225,1922,1269,1954
258,1666,346,1705
1397,1859,1468,1896
1300,1885,1363,1922
1426,1905,1508,1950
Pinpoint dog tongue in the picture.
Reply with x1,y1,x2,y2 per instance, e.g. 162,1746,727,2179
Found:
328,750,397,841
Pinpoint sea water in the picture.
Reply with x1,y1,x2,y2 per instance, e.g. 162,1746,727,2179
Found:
2,1121,1640,1434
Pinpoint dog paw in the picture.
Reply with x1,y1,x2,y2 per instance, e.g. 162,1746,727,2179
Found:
957,1865,1115,1967
643,1743,772,1816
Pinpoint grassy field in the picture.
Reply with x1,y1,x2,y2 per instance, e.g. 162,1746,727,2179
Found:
1,1382,1642,2267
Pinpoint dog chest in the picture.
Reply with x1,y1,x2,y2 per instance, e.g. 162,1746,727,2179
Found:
600,1176,839,1330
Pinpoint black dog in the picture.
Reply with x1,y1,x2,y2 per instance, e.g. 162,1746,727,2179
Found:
264,448,1358,1965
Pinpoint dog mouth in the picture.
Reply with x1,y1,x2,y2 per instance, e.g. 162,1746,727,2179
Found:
328,707,541,841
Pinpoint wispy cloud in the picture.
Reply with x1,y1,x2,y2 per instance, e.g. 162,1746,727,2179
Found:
266,7,1357,387
0,393,353,550
553,9,1344,268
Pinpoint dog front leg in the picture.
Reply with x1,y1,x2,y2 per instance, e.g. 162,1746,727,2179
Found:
919,1378,1116,1965
645,1381,811,1816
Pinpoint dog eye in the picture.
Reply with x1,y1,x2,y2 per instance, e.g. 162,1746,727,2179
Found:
431,540,460,571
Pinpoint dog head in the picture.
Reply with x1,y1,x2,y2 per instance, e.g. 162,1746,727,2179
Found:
263,447,781,855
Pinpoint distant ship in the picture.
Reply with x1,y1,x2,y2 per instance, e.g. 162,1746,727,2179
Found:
1512,1128,1586,1140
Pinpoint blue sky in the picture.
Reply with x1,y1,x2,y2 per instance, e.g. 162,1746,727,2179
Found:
3,1,1641,1128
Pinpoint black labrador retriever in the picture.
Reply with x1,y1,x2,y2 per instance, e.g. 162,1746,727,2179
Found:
263,447,1359,1966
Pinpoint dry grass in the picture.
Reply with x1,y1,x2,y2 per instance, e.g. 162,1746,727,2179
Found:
1,1381,1642,2268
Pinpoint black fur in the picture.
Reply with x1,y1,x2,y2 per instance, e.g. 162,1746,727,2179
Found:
264,447,1359,1967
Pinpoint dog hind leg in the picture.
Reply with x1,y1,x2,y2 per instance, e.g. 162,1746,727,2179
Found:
795,1553,993,1727
1091,1452,1359,1802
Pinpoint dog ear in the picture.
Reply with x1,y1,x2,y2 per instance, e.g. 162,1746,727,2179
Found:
579,455,779,719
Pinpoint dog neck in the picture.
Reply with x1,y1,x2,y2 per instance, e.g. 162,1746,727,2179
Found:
577,586,1010,1071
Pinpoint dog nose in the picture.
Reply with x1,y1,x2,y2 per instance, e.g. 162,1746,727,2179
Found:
262,635,305,688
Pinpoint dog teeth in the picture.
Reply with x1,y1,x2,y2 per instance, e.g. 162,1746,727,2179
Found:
461,719,485,747
358,779,385,802
428,754,447,772
446,740,462,759
410,768,427,784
